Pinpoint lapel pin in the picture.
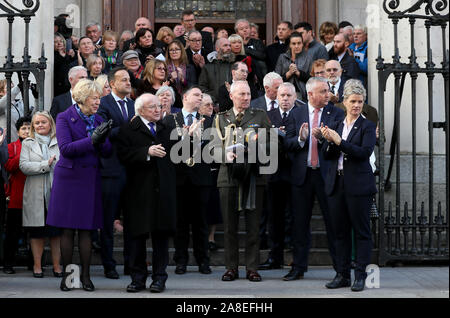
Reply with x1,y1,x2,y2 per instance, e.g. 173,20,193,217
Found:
71,117,75,122
354,127,358,129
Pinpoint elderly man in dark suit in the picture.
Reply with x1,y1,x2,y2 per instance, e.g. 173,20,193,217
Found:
250,72,283,112
325,60,348,104
50,66,88,121
162,86,214,276
283,77,345,281
97,67,135,279
259,82,299,270
176,10,213,53
116,93,176,293
212,81,275,282
185,31,211,80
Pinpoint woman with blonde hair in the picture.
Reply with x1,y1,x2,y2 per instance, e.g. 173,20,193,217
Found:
95,74,111,97
86,54,105,80
319,22,338,51
47,79,113,292
19,111,62,278
156,26,176,53
135,59,182,108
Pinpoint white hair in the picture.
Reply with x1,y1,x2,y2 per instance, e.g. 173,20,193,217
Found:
234,19,249,32
135,93,159,115
68,65,87,81
278,82,296,95
306,77,329,93
229,80,250,95
353,25,367,34
155,86,175,106
343,79,367,101
263,72,282,88
86,22,101,32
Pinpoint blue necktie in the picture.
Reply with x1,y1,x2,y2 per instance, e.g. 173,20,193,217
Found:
118,100,128,121
148,122,156,136
187,113,194,126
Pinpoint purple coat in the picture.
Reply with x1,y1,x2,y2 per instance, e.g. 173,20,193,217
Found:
47,105,112,230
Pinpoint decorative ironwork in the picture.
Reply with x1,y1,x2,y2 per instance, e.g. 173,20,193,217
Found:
378,0,449,264
155,0,266,19
0,0,46,143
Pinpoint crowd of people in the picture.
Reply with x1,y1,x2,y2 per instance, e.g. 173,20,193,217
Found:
0,10,376,294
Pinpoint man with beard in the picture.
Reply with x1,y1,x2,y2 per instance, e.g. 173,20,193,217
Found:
328,33,359,82
199,38,234,103
325,60,347,104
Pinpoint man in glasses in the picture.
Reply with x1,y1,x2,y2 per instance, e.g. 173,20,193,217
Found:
176,9,213,53
325,60,347,104
185,30,211,79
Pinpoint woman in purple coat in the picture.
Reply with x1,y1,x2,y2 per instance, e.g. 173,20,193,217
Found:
47,79,113,292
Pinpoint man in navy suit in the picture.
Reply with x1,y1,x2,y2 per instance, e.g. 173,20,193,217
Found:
325,60,347,104
176,10,213,53
250,72,283,112
328,33,360,82
283,77,345,281
185,31,211,80
97,67,136,279
50,66,88,121
259,82,299,270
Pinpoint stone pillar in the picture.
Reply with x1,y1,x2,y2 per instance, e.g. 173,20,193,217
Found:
0,0,54,110
317,0,338,28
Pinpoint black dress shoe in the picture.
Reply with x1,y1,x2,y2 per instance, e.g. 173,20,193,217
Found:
126,282,146,293
3,266,15,274
81,278,95,292
33,271,44,278
123,266,130,276
246,270,262,282
175,264,187,275
104,269,120,279
199,263,212,274
149,279,166,293
258,258,282,270
325,274,351,289
92,241,102,252
208,241,218,251
221,269,239,281
282,268,304,281
60,274,71,292
53,270,64,278
351,279,365,292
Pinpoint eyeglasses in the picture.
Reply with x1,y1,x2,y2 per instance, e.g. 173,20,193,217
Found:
169,48,181,53
143,105,163,110
188,39,202,43
326,68,339,72
314,71,326,76
156,67,166,72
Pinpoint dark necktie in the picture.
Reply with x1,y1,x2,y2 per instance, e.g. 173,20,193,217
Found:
148,122,156,136
270,100,276,111
118,100,128,121
331,85,336,95
282,112,288,126
236,112,244,124
187,113,194,126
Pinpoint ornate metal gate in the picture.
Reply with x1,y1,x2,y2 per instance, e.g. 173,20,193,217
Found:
377,0,449,265
0,0,46,143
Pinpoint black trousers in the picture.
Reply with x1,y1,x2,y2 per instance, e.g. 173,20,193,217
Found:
101,172,130,271
291,168,337,272
129,231,169,286
173,181,211,266
327,175,372,280
3,209,23,267
267,180,291,264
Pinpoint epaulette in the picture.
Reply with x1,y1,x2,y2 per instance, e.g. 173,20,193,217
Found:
216,111,228,116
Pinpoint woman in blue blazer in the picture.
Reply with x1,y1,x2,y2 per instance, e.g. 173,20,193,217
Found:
320,79,376,292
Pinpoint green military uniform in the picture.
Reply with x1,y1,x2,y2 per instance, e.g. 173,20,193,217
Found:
211,107,272,272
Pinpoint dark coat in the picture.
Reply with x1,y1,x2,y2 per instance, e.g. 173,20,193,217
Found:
176,31,214,54
97,94,136,177
328,50,360,82
50,91,73,121
186,48,211,80
266,41,289,73
116,117,177,236
54,52,75,97
285,102,345,186
323,115,377,196
161,111,214,187
198,59,232,102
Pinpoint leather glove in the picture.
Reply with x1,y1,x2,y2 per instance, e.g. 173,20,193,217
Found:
91,119,113,145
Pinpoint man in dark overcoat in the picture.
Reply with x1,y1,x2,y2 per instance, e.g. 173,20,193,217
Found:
116,93,176,293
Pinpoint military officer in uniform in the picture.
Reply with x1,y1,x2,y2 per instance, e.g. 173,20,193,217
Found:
211,80,275,282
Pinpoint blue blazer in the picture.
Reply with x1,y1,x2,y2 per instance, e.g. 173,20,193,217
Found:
322,115,377,196
285,102,345,186
97,94,135,177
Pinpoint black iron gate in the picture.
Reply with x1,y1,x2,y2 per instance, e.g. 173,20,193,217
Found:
0,0,46,143
377,0,449,265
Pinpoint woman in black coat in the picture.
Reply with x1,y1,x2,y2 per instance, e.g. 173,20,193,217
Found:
134,28,164,67
116,93,176,293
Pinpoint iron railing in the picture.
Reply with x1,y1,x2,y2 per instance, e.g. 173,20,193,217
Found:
377,0,449,265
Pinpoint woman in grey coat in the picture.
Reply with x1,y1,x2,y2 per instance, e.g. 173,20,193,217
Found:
19,111,62,278
275,32,313,102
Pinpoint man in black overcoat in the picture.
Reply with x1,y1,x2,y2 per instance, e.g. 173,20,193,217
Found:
116,93,176,293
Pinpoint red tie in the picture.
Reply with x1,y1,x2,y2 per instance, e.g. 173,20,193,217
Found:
311,108,319,168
